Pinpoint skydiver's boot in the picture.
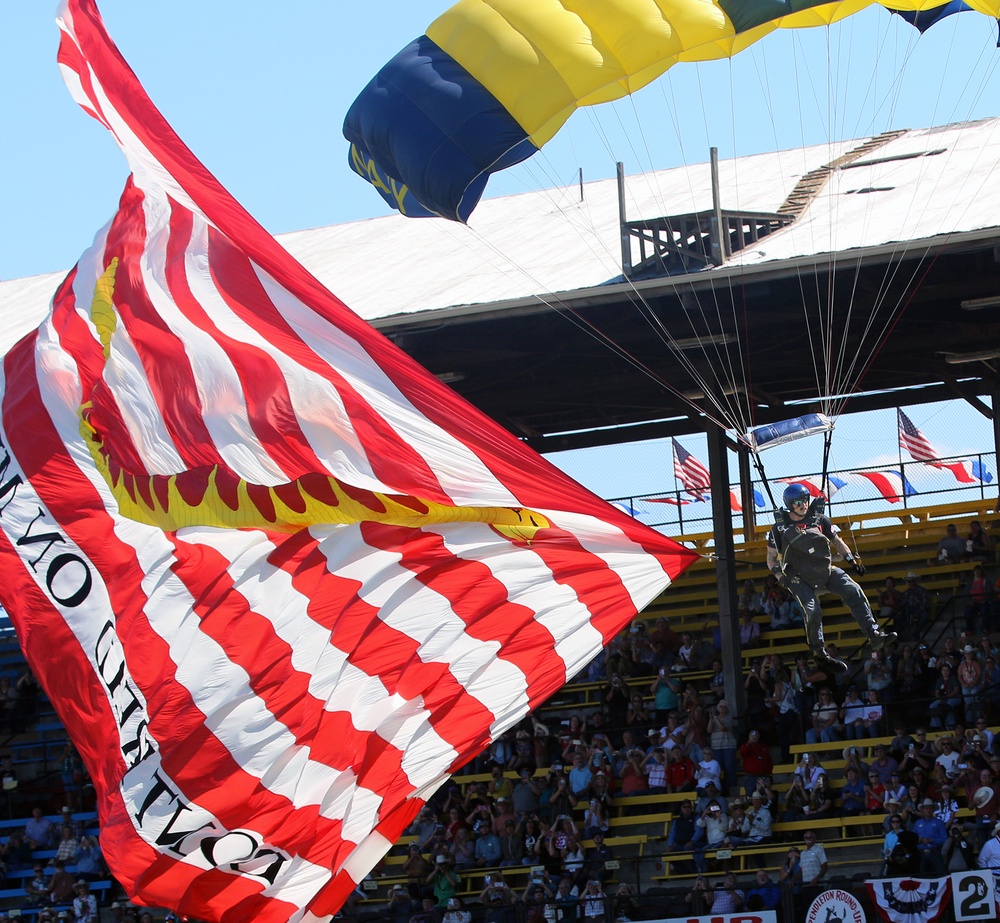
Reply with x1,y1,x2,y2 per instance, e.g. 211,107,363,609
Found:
812,648,849,675
798,590,848,674
868,630,898,652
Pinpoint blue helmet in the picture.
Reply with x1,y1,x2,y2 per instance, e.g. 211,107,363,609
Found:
782,483,811,509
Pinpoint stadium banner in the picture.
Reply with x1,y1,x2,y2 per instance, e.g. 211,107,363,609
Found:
866,877,950,923
653,913,777,923
950,870,996,922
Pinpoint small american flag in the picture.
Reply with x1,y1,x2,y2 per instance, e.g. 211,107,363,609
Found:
898,408,979,484
672,438,712,499
897,408,940,462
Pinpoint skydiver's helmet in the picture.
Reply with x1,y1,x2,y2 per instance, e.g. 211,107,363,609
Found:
782,483,811,510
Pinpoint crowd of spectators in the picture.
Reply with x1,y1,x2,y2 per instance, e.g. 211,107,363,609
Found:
0,803,106,923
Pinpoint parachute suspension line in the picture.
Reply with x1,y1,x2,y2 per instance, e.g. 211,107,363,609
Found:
592,75,747,436
751,447,778,512
821,429,833,503
722,56,758,437
598,77,758,437
456,219,742,435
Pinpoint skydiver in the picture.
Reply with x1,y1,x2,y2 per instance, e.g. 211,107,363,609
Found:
766,483,895,675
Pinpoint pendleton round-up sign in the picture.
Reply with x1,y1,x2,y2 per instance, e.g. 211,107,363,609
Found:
807,889,866,923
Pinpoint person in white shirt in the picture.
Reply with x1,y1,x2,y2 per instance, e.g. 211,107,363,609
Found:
696,746,722,791
977,820,1000,889
934,738,960,780
799,831,828,887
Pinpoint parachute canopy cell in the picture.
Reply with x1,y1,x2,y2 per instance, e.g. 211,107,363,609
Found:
343,0,1000,221
749,413,834,453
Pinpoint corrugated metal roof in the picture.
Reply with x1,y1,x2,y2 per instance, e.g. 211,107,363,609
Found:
2,117,998,352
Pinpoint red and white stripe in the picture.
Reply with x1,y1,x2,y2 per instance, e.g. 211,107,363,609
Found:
853,470,912,504
0,4,697,923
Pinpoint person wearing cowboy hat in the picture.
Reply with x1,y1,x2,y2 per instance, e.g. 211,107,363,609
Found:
727,790,772,855
512,767,541,816
487,764,514,802
933,736,961,780
914,799,948,876
840,766,866,817
387,884,416,923
934,784,959,826
72,880,96,923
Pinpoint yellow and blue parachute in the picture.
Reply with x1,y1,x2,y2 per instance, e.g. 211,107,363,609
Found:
344,0,1000,222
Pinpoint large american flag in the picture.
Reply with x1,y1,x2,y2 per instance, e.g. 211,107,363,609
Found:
0,3,697,922
672,437,712,499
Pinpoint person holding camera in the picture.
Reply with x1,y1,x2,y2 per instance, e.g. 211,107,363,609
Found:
618,748,648,796
548,774,575,819
603,672,630,729
942,823,978,872
442,897,473,923
649,669,681,724
641,747,668,794
685,876,711,915
695,746,722,792
388,884,418,923
580,879,607,923
521,871,555,903
426,855,461,908
738,730,773,796
522,877,556,923
864,651,894,703
480,872,515,907
693,799,729,873
710,872,745,914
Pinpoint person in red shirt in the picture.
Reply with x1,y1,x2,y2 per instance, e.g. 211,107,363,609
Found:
738,730,774,796
666,745,696,793
865,770,886,813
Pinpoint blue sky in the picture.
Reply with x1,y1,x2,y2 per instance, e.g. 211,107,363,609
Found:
2,1,998,501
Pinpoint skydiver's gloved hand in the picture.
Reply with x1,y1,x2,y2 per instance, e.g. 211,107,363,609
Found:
775,571,799,590
846,556,866,577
